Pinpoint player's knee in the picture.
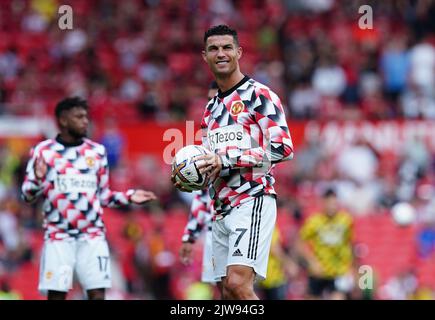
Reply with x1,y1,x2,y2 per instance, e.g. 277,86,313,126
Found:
225,278,252,299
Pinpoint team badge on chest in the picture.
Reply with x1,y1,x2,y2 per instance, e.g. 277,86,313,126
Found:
85,156,95,168
230,100,244,116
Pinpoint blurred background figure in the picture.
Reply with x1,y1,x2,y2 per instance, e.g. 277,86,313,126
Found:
297,188,355,300
256,226,299,300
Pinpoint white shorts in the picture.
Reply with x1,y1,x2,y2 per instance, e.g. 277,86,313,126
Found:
212,195,276,282
39,237,111,293
201,227,215,283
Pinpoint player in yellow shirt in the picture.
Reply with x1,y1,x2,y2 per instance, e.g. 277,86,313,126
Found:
298,188,354,299
257,227,299,299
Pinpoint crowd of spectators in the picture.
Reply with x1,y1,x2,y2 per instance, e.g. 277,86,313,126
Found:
0,0,434,121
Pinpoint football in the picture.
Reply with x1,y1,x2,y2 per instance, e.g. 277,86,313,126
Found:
391,202,416,226
172,145,211,192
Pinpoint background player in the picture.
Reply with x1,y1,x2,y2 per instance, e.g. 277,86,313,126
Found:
297,188,355,300
257,226,299,299
179,82,223,297
21,97,157,300
179,189,222,296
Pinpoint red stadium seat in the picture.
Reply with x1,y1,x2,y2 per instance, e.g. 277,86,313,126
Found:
8,262,42,300
354,215,419,286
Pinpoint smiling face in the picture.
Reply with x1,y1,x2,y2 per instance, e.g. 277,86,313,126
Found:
202,35,242,78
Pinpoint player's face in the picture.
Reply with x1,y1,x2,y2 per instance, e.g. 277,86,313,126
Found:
202,35,242,77
64,107,89,138
324,196,338,216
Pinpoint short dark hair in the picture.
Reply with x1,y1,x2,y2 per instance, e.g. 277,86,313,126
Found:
55,97,88,119
323,187,337,198
204,25,239,46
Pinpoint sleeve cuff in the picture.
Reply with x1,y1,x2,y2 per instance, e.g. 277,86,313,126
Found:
220,155,232,170
182,234,196,244
126,189,135,202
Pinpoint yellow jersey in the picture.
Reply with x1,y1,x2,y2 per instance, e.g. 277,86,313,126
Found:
258,228,287,289
300,211,353,278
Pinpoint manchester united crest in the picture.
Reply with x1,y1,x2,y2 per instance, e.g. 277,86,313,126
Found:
230,100,244,116
85,156,95,168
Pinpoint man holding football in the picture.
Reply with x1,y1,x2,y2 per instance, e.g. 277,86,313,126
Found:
173,25,293,300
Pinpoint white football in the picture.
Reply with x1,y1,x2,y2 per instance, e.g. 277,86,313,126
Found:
391,202,416,226
172,145,210,192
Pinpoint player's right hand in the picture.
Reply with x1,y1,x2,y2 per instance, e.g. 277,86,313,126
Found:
34,156,47,180
179,242,194,265
171,173,193,193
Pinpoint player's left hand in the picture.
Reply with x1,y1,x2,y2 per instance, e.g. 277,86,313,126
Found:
194,153,222,180
285,258,300,279
130,190,157,204
179,242,194,266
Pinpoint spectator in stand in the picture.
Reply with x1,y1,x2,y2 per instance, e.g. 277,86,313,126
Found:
380,36,410,105
335,138,380,215
99,118,125,169
289,77,320,119
312,55,347,99
380,269,418,300
408,36,435,97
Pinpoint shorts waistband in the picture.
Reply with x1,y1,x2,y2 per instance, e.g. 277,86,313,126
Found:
213,211,230,221
213,194,276,220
